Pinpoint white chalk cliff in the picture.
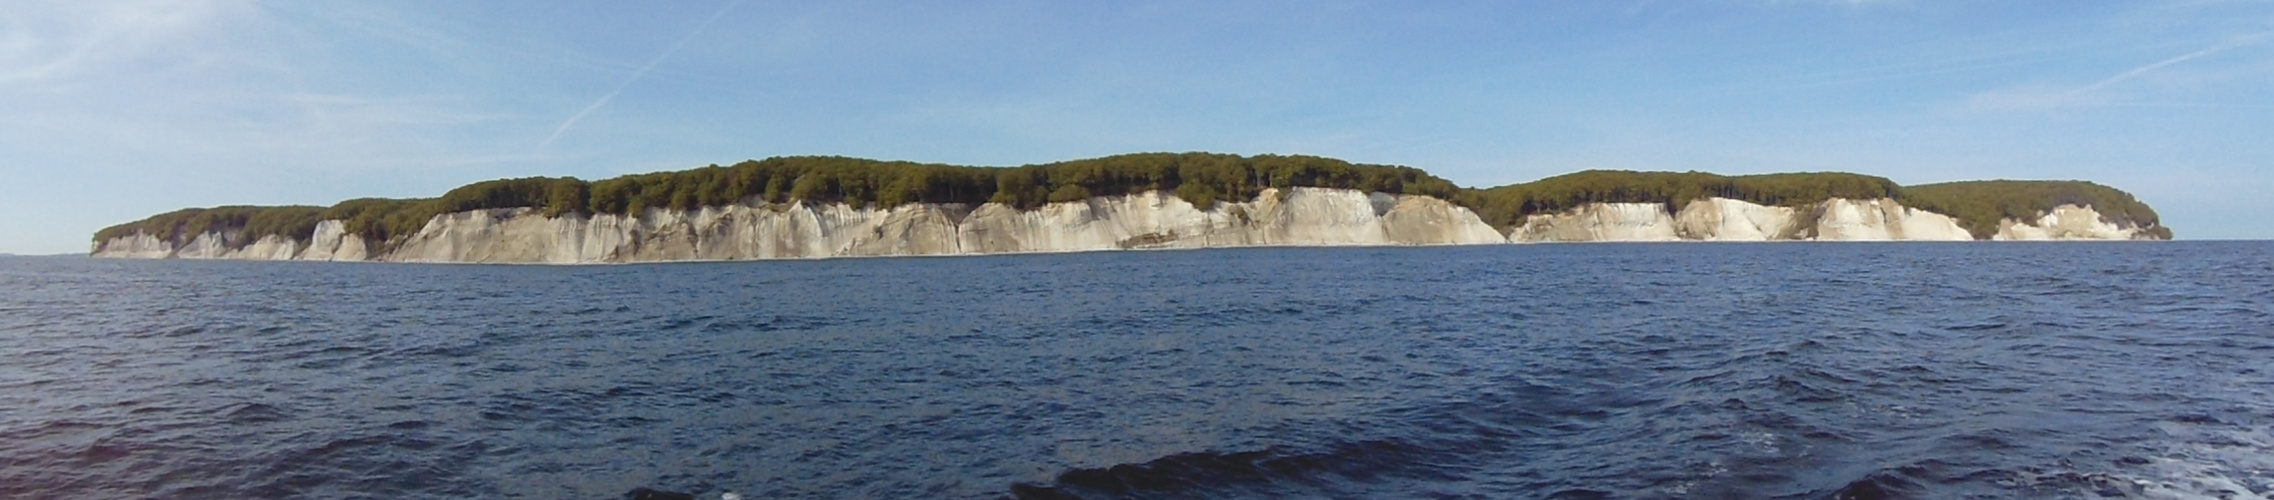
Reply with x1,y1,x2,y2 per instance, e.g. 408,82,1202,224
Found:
1992,204,2163,240
1809,198,1973,242
1502,197,2157,243
1672,198,1799,241
1510,203,1681,242
90,191,2172,261
92,188,1505,263
1510,197,1971,242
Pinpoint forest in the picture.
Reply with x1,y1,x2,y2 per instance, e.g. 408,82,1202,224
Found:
94,152,2163,248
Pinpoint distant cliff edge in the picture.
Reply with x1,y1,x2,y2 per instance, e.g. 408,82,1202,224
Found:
91,153,2171,262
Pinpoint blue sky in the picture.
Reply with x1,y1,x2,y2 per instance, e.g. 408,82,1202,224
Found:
4,1,2271,254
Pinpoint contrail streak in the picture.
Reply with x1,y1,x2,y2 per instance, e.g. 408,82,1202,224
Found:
2070,33,2266,96
537,0,746,152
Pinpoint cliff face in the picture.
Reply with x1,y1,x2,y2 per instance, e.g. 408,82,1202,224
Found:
92,188,1505,263
1510,203,1679,242
90,231,311,260
1513,197,1971,242
88,191,2174,261
1674,198,1798,241
1992,204,2164,240
297,220,370,261
90,233,174,258
1811,198,1972,241
1504,197,2170,243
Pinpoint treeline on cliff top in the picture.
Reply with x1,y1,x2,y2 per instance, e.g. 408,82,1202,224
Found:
95,152,2164,247
1453,170,1907,230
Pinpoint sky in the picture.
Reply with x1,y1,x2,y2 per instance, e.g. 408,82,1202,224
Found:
3,0,2271,254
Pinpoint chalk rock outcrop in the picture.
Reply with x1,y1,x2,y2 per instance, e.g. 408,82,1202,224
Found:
92,188,1506,263
1993,204,2162,240
91,220,374,261
1514,197,1972,242
1673,198,1799,241
89,233,174,259
93,231,302,260
382,202,976,263
1810,198,1972,241
297,220,371,261
1510,203,1679,242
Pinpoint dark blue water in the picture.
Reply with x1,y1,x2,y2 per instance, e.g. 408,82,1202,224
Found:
3,242,2271,499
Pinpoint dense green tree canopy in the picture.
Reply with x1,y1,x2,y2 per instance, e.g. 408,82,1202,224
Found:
1455,170,1908,230
93,205,325,248
93,153,2167,249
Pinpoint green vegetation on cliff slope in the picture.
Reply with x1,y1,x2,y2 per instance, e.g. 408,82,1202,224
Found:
1453,170,1908,230
1905,180,2168,239
93,206,326,249
93,153,2169,249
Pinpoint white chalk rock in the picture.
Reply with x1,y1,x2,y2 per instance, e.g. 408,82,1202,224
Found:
1993,204,2155,240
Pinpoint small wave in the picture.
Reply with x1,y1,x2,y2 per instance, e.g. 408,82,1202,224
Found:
1772,375,1848,404
1943,322,2006,331
222,403,290,425
1007,440,1432,499
1828,470,1923,500
696,313,839,333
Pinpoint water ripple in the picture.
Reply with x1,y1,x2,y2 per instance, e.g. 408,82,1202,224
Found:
2,243,2271,499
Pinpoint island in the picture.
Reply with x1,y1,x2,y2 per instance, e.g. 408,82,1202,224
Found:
91,152,2171,263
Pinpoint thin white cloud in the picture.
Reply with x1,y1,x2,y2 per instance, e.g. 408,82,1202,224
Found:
536,0,748,153
0,0,233,84
1969,33,2269,110
2068,34,2265,96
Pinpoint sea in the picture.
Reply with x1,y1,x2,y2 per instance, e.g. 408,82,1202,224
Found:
2,242,2270,499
